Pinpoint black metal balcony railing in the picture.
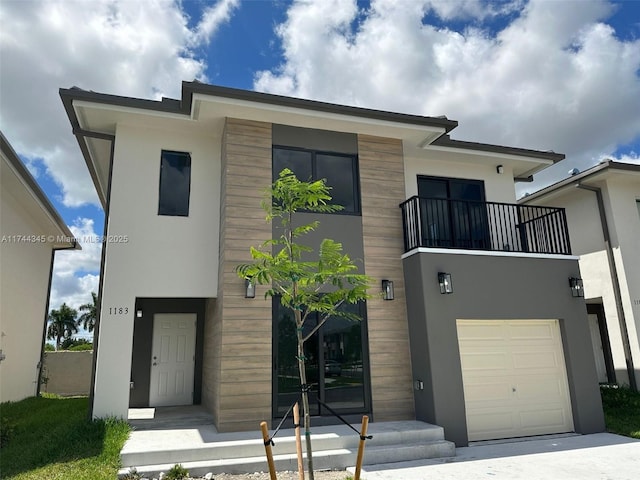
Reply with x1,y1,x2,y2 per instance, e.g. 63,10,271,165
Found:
399,196,572,255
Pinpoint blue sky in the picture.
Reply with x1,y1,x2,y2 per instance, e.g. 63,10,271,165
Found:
1,0,639,337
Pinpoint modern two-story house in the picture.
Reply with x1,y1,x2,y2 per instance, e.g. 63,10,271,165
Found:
522,161,640,391
60,82,604,446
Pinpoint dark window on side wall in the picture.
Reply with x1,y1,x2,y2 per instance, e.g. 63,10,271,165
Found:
273,146,360,214
158,150,191,216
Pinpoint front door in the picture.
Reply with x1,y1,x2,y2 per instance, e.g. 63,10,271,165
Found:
274,300,369,419
588,313,608,383
149,313,196,407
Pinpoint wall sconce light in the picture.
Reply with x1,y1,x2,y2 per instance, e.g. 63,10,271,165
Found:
569,277,584,297
496,165,504,174
245,278,256,298
136,309,143,318
382,279,394,300
438,272,453,294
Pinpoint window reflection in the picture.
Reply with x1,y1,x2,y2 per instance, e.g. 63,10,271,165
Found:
274,299,368,417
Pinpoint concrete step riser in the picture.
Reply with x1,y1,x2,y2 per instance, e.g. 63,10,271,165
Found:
121,427,446,466
120,441,456,478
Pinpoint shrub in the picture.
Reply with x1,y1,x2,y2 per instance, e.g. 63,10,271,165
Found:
600,384,640,409
68,343,93,351
165,464,189,480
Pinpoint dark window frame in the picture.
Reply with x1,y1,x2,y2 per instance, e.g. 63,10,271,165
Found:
417,175,489,249
158,150,192,217
271,295,372,420
273,145,361,215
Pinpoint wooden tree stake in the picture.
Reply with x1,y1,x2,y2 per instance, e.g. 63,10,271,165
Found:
260,421,277,480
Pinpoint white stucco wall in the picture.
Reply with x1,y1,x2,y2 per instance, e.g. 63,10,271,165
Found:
92,123,221,419
528,172,640,386
0,188,53,402
602,176,640,385
404,154,517,203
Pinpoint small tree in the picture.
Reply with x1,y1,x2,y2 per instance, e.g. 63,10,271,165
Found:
237,169,372,479
78,291,98,332
47,303,79,350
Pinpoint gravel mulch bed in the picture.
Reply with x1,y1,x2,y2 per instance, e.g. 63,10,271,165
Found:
136,470,351,480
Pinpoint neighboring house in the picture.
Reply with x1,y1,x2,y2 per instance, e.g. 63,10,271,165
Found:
60,82,604,446
522,161,640,390
0,132,78,403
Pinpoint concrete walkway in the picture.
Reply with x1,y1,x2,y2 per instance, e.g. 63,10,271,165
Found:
349,433,639,479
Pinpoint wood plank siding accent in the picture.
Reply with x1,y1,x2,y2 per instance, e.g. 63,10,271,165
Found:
358,134,415,421
202,118,273,432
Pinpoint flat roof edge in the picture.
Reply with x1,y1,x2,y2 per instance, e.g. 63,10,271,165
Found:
182,81,459,131
432,135,565,162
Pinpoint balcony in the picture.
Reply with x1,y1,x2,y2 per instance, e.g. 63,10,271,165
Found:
399,197,572,255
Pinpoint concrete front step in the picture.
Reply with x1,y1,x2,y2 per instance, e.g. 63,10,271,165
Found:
119,421,455,477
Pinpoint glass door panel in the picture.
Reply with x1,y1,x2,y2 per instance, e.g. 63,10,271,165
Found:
418,178,451,247
321,303,366,412
274,299,368,418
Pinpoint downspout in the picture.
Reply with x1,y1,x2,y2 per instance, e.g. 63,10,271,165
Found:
37,241,79,397
576,183,637,391
72,127,116,419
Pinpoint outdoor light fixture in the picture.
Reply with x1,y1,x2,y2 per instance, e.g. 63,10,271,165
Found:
245,278,256,298
382,279,394,300
569,277,584,297
136,309,143,318
496,165,504,174
438,272,453,294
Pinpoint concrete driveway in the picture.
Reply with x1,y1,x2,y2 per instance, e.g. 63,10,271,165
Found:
349,433,639,480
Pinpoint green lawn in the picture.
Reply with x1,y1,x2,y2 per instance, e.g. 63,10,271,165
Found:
0,388,637,479
0,395,130,480
600,386,640,439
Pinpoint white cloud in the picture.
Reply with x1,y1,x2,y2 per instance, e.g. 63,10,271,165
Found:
192,0,240,45
602,151,640,165
49,217,102,311
0,0,235,207
255,0,640,185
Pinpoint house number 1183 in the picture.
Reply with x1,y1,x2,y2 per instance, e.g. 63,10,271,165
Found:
109,307,129,315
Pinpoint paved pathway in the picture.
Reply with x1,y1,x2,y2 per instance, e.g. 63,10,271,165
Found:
349,433,640,480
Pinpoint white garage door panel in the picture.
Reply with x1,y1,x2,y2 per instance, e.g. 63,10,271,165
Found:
465,381,513,403
516,376,565,398
519,408,568,430
467,411,516,435
460,352,509,370
513,350,561,369
509,322,555,340
457,319,574,441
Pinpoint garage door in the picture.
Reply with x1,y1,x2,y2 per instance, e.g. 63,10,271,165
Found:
457,319,574,442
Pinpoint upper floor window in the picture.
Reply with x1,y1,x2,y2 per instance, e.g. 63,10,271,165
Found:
273,146,360,214
158,150,191,216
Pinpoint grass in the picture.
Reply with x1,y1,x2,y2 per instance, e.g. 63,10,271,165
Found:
0,388,635,479
0,394,130,480
601,385,640,439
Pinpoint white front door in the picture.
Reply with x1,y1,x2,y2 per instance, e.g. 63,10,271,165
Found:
149,313,196,407
588,313,608,383
457,319,574,442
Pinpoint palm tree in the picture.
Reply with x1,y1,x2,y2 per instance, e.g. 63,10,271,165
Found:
47,303,79,350
78,292,98,332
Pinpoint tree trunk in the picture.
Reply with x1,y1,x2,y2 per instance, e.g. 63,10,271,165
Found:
296,313,314,480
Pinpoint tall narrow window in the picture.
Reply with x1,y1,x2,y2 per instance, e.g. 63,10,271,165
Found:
158,150,191,216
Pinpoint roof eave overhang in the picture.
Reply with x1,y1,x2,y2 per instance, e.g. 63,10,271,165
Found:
1,132,80,250
520,160,640,203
